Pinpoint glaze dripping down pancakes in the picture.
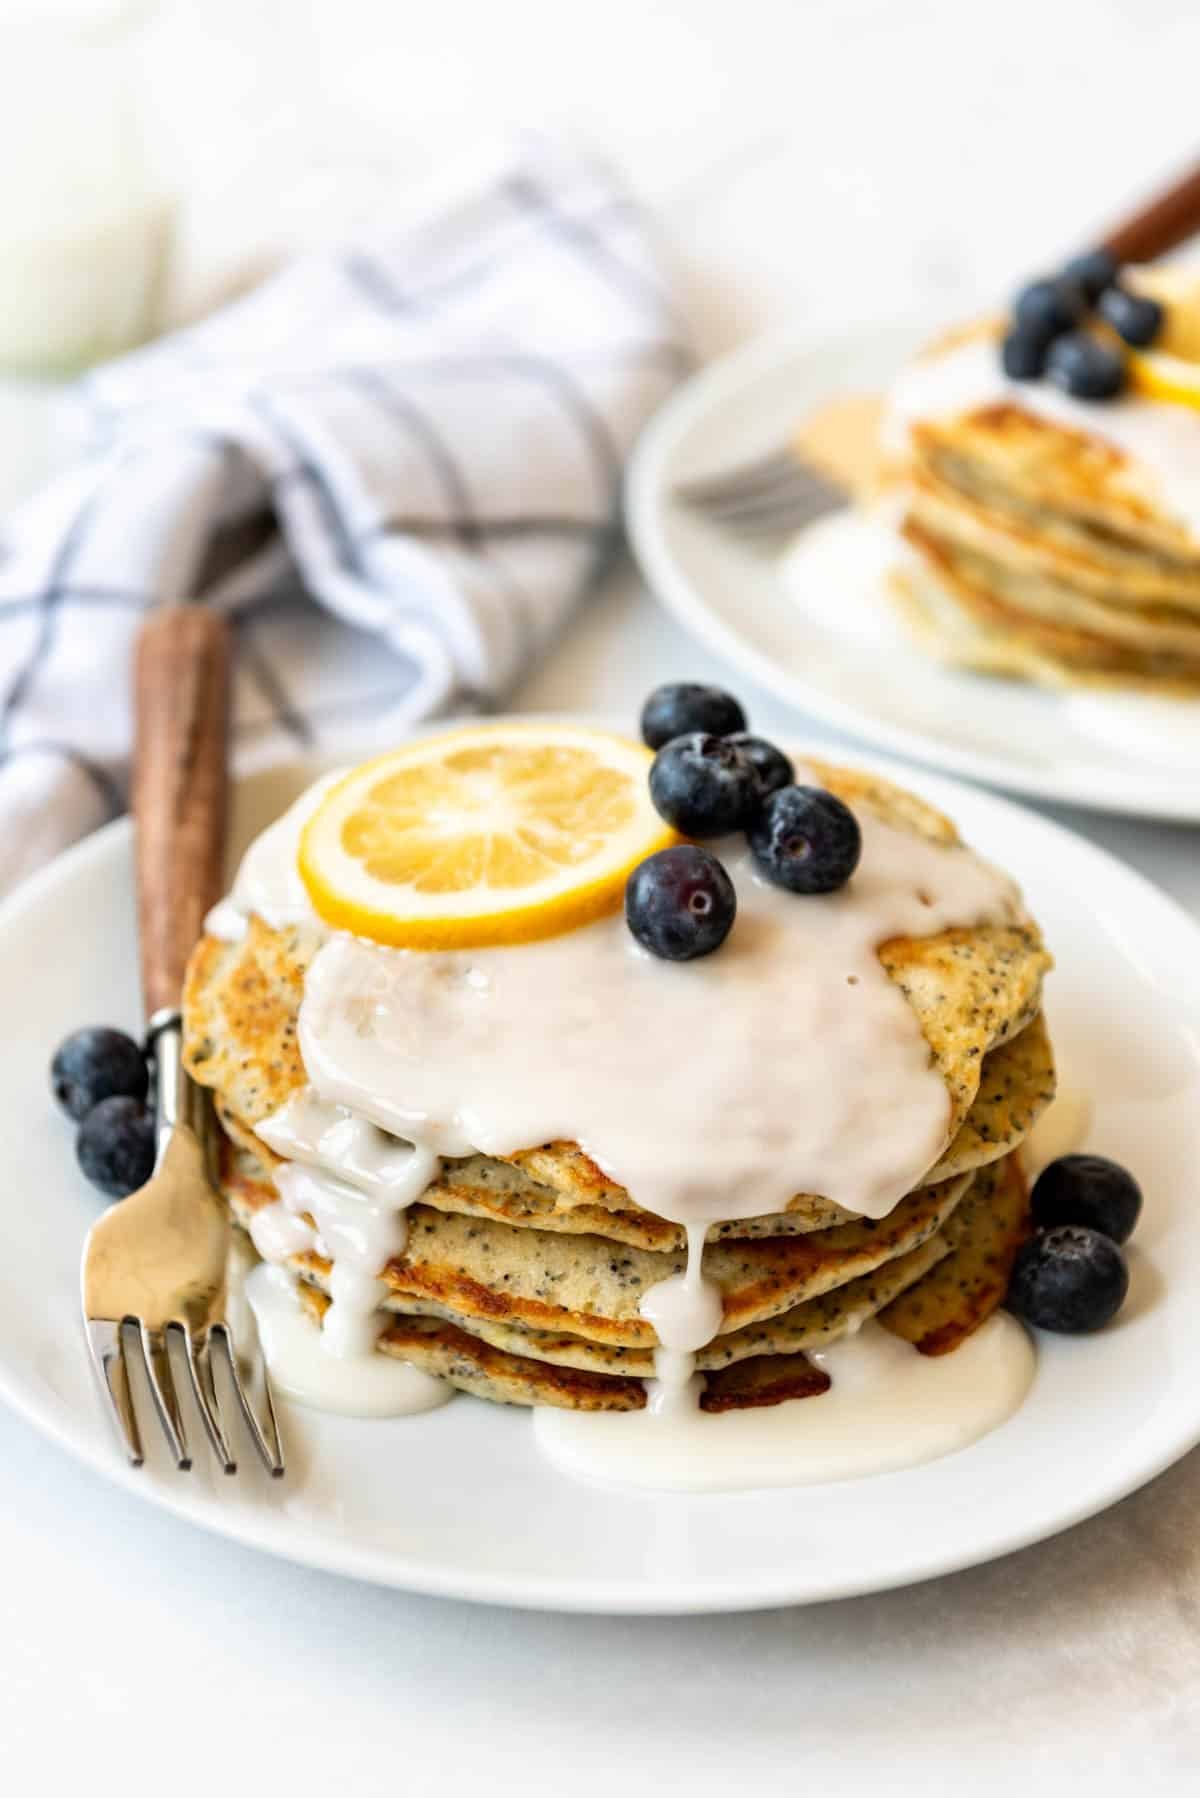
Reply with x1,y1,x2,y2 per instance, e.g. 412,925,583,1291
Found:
183,759,1053,1412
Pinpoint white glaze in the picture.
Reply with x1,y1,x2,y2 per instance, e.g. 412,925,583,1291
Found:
209,773,453,1388
252,1091,441,1364
258,1090,441,1202
886,332,1200,541
272,1162,413,1357
532,1314,1035,1492
1020,1086,1093,1182
211,757,1036,1455
295,820,1025,1227
204,772,342,942
248,1201,322,1265
244,1262,452,1417
638,1221,724,1418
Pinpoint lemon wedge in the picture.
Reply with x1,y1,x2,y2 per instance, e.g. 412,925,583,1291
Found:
298,723,678,949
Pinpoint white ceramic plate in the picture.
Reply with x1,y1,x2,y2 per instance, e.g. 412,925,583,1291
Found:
3,753,1199,1614
626,325,1200,821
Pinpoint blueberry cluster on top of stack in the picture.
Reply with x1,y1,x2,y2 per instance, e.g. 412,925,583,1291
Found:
1002,248,1163,400
625,682,862,963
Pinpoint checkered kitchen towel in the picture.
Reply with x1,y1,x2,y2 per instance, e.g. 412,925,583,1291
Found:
0,136,688,892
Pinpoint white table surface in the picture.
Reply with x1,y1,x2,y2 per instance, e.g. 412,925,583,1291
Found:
5,2,1200,1792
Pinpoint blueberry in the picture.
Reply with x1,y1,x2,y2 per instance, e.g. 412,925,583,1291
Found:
1001,326,1051,381
1097,284,1163,347
640,683,747,751
648,733,759,836
1044,331,1126,400
1030,1153,1142,1244
1014,277,1085,339
748,785,862,894
626,845,736,961
76,1096,155,1200
725,733,794,801
1007,1225,1129,1333
1060,247,1119,304
51,1026,148,1122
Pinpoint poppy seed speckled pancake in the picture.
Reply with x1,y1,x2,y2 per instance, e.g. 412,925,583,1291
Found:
322,1232,951,1376
182,758,1052,1226
209,1006,1052,1250
224,1130,954,1374
214,1101,843,1246
293,1286,834,1413
218,1132,972,1348
234,1137,1025,1410
880,1152,1029,1354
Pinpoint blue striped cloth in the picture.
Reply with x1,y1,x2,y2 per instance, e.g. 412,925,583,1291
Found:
0,137,687,890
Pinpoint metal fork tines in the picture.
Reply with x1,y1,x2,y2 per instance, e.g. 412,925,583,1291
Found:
672,393,883,538
672,443,848,537
86,1316,282,1476
81,1011,284,1478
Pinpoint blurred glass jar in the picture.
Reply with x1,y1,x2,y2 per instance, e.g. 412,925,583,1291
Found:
0,2,174,374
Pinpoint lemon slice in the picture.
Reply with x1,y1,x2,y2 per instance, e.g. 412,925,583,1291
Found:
1115,265,1200,409
1125,264,1200,361
298,723,678,949
1127,347,1200,410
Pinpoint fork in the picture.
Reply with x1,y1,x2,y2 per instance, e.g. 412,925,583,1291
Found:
81,606,284,1477
671,392,882,538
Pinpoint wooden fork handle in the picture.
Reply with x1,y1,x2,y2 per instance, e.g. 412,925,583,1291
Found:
1101,159,1200,265
133,606,231,1019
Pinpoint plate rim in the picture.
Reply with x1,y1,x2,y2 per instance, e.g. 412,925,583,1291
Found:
625,321,1200,823
4,755,1200,1614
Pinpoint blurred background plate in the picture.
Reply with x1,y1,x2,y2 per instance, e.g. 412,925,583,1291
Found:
626,323,1200,821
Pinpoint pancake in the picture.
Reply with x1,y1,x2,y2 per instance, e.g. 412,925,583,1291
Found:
880,1151,1030,1354
219,1132,972,1348
253,1138,1027,1410
225,1111,953,1375
183,758,1052,1226
296,1286,836,1414
210,1005,1052,1251
884,316,1200,693
892,554,1200,694
186,749,1051,1415
927,1009,1052,1179
296,1295,650,1412
323,1232,952,1376
907,461,1200,616
901,518,1200,680
895,321,1200,566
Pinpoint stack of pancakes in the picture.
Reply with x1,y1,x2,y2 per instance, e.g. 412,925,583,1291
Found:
887,322,1200,692
182,765,1055,1414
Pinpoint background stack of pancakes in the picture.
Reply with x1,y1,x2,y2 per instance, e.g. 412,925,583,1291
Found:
889,323,1200,691
183,770,1055,1414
